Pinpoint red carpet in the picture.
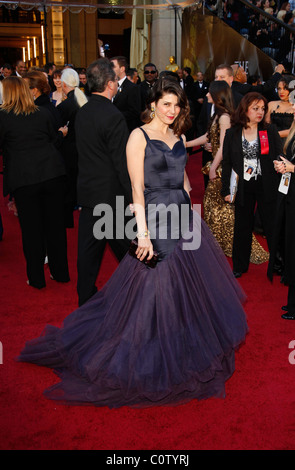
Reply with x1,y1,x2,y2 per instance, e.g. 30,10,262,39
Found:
0,150,295,451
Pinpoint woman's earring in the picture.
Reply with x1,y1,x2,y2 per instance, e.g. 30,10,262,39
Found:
150,106,155,119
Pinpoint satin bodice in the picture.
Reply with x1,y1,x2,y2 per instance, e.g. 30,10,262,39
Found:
142,128,187,190
140,127,190,259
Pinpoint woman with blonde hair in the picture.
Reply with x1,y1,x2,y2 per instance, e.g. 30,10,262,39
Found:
269,101,295,319
57,68,88,227
0,77,69,288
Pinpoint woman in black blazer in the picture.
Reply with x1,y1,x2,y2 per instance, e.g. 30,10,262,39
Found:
24,70,67,143
0,76,69,288
269,106,295,319
221,92,282,278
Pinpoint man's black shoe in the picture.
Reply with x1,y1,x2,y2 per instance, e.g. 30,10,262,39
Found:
233,271,242,278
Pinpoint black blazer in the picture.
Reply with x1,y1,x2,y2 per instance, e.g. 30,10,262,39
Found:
268,140,295,285
221,123,282,206
113,77,141,133
57,90,81,170
184,74,195,100
35,93,62,131
193,80,209,99
0,107,65,196
75,94,132,209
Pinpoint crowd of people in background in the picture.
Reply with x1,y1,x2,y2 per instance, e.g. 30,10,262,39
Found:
0,35,295,319
206,0,295,68
0,0,295,415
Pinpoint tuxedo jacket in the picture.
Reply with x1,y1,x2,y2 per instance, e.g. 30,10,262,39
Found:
75,94,132,209
193,80,209,99
113,77,141,133
184,74,195,101
221,123,282,206
192,80,209,119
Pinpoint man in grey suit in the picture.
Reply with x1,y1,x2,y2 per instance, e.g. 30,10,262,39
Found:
75,58,132,306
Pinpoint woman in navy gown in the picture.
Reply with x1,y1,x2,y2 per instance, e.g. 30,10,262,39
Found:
18,78,248,408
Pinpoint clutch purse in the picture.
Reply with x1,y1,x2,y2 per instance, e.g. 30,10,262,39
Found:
201,161,222,178
128,239,158,268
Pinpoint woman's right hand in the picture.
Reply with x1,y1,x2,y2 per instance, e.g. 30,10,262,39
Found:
274,157,295,174
59,126,68,137
204,142,212,152
136,237,154,261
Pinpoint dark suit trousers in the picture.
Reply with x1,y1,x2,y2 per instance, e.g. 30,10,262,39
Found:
287,284,295,314
14,176,69,288
233,176,274,273
77,207,130,306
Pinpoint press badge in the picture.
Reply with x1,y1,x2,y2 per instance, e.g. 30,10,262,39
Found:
244,160,256,181
278,172,291,194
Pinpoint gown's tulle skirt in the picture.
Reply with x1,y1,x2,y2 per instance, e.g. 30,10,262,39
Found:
17,211,248,408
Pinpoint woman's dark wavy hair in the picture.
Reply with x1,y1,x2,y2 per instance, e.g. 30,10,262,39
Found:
231,92,268,129
141,77,191,136
209,80,234,119
276,74,295,92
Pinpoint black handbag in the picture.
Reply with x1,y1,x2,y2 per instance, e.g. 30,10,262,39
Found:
128,239,158,268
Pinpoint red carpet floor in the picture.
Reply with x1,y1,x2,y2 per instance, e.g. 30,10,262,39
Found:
0,150,295,451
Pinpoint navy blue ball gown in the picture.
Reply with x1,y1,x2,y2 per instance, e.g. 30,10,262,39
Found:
17,128,248,408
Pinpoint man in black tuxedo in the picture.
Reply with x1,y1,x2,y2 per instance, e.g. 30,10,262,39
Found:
110,56,141,133
75,58,132,306
140,62,158,111
192,72,209,121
